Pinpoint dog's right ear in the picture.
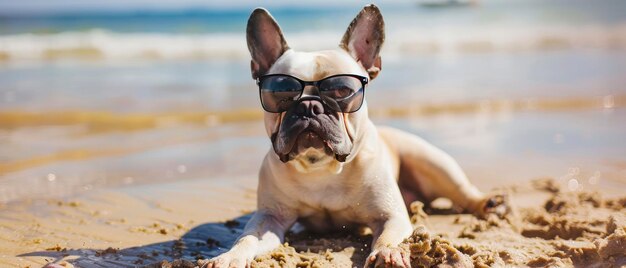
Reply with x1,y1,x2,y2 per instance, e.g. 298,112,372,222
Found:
247,8,290,79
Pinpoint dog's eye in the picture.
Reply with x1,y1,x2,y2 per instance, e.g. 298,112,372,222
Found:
326,87,353,98
320,76,360,98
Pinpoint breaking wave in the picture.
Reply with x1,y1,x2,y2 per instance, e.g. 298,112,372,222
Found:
1,24,626,61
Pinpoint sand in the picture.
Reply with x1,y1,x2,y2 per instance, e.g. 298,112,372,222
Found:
2,176,625,268
228,178,626,268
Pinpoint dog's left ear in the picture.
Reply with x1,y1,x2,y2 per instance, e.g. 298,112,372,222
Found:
340,4,385,79
247,8,290,79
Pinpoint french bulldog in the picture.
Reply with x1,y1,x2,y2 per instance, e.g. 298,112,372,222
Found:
207,4,507,268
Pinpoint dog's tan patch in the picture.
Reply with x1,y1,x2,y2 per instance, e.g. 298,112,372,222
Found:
291,148,342,174
312,56,330,80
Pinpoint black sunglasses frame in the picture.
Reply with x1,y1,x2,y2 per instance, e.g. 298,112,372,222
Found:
256,74,369,113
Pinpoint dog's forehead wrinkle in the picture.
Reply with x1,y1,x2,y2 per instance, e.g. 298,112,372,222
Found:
269,50,367,80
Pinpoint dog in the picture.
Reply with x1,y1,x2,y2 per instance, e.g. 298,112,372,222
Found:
207,5,507,268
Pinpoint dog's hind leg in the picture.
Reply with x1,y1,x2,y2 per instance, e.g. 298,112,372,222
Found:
378,126,508,217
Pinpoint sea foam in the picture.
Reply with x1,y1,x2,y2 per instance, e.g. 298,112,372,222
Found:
1,24,625,61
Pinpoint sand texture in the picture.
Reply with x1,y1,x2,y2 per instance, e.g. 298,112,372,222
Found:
4,178,625,268
239,179,626,268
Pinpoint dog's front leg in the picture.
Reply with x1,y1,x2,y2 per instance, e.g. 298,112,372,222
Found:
206,209,296,268
364,215,413,268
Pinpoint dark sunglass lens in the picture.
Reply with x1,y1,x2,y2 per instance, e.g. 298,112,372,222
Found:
319,76,364,112
319,76,361,99
261,76,301,92
260,76,302,112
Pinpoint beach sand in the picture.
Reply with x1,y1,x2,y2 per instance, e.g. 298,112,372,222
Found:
247,179,626,268
2,168,625,268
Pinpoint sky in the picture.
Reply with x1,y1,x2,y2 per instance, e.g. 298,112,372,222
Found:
0,0,404,15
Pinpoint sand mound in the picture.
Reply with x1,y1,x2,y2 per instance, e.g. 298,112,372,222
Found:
401,226,473,268
149,179,625,268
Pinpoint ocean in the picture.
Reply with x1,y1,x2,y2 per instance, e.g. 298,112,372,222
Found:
1,0,626,112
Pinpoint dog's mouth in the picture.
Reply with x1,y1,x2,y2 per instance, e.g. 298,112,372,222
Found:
283,129,334,162
271,113,352,163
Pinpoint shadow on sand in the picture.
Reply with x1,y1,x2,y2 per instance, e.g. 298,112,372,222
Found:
20,213,370,267
21,214,251,267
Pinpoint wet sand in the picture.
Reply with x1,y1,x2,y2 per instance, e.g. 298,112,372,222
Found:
1,104,625,267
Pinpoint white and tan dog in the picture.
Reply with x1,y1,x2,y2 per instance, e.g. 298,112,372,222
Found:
208,5,507,268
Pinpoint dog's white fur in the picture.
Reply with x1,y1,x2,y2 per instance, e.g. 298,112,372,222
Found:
207,5,505,268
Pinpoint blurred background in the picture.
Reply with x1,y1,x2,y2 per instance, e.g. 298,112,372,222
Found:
1,0,625,203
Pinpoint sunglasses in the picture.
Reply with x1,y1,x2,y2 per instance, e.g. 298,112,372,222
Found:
257,74,368,113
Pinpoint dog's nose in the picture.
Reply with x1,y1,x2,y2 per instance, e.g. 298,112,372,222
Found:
295,99,324,117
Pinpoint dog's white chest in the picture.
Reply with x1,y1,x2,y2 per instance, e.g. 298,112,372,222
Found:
297,203,361,232
289,177,366,231
298,189,354,213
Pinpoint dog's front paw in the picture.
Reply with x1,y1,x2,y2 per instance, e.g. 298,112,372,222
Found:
364,246,410,268
203,252,250,268
475,194,510,219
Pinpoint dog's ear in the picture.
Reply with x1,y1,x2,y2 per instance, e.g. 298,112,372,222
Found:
340,4,385,79
247,8,290,79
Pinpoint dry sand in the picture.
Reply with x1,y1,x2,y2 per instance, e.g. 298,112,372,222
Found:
214,178,626,268
4,176,623,268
